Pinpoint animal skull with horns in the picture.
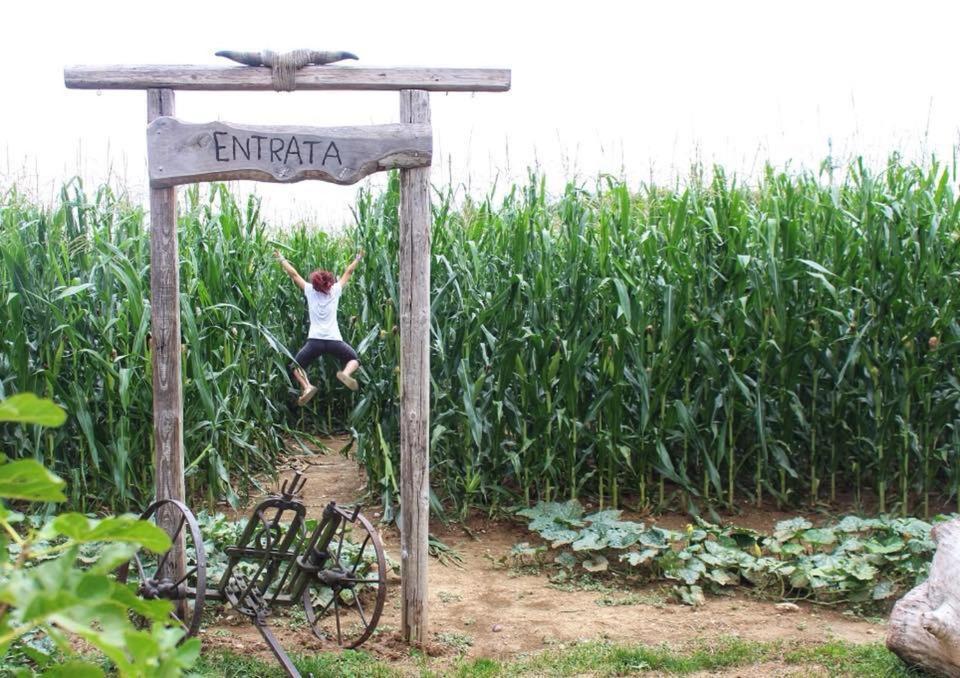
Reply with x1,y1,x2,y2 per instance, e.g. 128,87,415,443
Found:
215,50,358,67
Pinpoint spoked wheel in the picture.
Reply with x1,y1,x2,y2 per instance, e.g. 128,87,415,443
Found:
116,499,207,639
302,510,387,648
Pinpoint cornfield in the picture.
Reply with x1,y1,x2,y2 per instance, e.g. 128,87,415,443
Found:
2,157,960,518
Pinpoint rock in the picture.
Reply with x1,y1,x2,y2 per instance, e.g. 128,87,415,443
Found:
775,602,801,613
491,623,503,633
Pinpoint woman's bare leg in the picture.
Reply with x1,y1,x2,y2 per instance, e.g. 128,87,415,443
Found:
292,367,312,392
292,367,318,405
336,360,360,391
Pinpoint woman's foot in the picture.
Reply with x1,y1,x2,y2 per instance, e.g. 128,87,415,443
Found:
336,371,359,391
297,385,319,406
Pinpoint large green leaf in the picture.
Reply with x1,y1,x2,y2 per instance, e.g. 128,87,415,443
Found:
801,528,837,546
517,500,585,528
773,517,813,541
872,580,896,600
517,501,586,546
42,661,104,677
705,568,739,586
863,538,905,555
50,514,171,552
846,559,879,581
674,584,705,606
0,394,66,427
665,556,706,585
53,283,95,301
0,459,67,502
638,527,675,549
581,554,609,572
571,510,644,551
620,548,659,566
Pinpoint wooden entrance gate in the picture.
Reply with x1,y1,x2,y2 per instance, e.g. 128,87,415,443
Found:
64,56,510,642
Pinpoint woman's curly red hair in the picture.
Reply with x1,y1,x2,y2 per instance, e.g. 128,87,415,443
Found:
310,270,336,294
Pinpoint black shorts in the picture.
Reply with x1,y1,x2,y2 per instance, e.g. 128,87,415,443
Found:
293,339,359,370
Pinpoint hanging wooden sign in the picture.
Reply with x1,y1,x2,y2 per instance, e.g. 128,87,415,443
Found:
147,117,432,187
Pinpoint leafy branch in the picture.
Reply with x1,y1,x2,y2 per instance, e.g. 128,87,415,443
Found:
0,394,199,677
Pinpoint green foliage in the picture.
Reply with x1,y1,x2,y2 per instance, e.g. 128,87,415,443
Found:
516,501,585,546
435,631,474,655
520,500,944,609
0,182,331,512
513,638,919,676
0,460,66,503
189,637,916,677
4,156,960,518
0,395,67,427
0,395,198,676
192,648,398,678
428,534,465,567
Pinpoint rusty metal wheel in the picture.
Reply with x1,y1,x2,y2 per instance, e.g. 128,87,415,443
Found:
302,509,387,648
116,498,207,639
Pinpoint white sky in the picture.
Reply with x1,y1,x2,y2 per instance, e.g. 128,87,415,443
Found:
3,0,960,228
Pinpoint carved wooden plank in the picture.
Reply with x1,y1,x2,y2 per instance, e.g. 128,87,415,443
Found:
147,118,431,188
398,89,431,645
65,65,511,92
147,89,187,612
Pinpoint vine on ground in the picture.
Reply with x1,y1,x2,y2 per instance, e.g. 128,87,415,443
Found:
517,500,940,610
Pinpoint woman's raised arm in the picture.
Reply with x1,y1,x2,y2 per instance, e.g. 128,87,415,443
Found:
339,250,364,287
275,251,306,290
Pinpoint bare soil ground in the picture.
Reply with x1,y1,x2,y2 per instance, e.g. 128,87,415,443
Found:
201,438,887,674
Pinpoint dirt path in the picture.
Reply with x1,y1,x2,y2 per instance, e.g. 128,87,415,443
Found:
202,439,886,671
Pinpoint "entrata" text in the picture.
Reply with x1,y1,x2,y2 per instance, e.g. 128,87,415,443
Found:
212,132,342,166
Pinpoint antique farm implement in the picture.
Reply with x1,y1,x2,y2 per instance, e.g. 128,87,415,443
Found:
117,472,387,677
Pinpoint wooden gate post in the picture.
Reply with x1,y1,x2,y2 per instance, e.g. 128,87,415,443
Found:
147,88,187,587
398,89,432,644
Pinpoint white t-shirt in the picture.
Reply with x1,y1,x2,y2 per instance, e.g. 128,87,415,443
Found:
305,281,342,341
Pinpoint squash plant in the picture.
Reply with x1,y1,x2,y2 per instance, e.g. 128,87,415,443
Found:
518,500,942,610
0,394,199,676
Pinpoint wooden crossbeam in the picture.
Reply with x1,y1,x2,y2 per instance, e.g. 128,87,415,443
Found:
64,65,511,92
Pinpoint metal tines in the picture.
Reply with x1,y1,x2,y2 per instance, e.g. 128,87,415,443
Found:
279,471,307,500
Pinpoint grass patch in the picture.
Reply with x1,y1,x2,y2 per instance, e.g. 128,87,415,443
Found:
435,631,474,654
438,591,464,604
493,638,926,677
190,649,400,678
492,638,769,676
783,641,925,676
191,637,927,677
594,589,668,607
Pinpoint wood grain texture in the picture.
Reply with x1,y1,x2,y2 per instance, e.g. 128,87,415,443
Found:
887,518,960,676
65,65,511,92
147,89,187,600
398,89,432,645
147,118,431,188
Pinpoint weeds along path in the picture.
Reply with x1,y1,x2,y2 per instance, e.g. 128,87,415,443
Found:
200,439,884,670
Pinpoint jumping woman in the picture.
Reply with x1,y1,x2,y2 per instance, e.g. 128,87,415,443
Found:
275,249,363,405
